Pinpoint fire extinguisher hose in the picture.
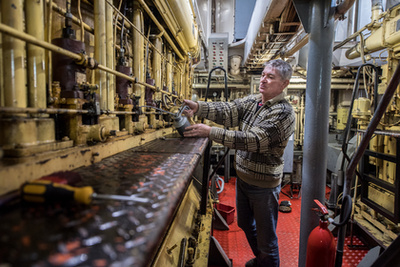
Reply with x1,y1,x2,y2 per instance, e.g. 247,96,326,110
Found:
331,194,352,227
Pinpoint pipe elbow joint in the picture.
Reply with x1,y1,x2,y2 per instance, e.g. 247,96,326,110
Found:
345,45,360,59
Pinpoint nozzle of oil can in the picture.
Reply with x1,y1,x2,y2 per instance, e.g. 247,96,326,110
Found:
173,105,191,136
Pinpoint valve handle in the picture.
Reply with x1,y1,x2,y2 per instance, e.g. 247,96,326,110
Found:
176,105,190,117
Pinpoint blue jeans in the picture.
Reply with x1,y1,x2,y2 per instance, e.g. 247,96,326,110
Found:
236,178,280,267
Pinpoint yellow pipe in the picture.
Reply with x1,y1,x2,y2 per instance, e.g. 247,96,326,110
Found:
106,2,115,111
94,0,107,110
133,3,145,107
179,63,183,97
0,10,3,107
2,0,27,108
25,0,46,109
152,36,162,101
165,0,199,57
176,62,184,97
0,22,82,60
346,26,385,59
166,51,173,92
106,0,184,72
185,60,190,99
136,0,184,60
77,0,85,42
344,8,400,59
0,22,160,92
0,106,90,115
46,0,94,34
159,89,177,98
96,64,134,83
154,0,188,53
45,0,53,98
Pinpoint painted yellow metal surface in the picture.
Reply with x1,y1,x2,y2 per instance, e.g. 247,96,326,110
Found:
26,0,46,109
2,0,27,109
0,127,174,195
152,181,211,267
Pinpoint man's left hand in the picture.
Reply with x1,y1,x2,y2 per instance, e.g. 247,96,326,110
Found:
184,124,211,138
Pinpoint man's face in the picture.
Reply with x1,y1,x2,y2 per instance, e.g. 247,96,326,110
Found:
259,66,289,101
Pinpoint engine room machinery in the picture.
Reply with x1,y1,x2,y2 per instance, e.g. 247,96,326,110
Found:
1,0,400,266
0,0,221,266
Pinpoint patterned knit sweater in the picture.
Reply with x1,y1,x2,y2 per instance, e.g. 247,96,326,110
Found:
196,92,295,188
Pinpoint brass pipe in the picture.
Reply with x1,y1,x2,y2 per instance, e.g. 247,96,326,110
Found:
96,64,134,82
166,52,173,91
0,10,3,106
175,62,183,97
77,0,85,42
46,0,94,34
154,0,189,53
25,0,46,109
188,0,197,19
165,0,199,57
102,110,164,115
159,89,177,97
94,0,107,110
0,22,159,93
0,22,82,60
152,36,163,100
2,0,27,108
0,22,136,83
133,3,145,107
106,0,183,72
46,0,53,95
132,79,178,97
0,106,90,115
107,0,135,34
179,63,183,97
136,0,184,60
137,80,155,90
106,2,115,111
334,24,370,51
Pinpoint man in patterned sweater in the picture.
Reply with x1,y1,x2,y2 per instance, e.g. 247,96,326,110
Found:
183,59,295,267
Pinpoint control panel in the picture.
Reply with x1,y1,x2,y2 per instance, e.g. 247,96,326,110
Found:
208,33,229,74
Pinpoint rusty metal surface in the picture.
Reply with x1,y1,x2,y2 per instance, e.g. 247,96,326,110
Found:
0,137,208,267
132,136,208,154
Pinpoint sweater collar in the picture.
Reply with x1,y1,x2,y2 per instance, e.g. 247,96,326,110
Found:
257,92,286,106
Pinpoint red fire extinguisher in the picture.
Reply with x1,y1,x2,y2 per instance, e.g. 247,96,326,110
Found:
306,199,336,267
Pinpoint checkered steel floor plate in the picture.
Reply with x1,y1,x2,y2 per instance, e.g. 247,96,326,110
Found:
0,137,209,267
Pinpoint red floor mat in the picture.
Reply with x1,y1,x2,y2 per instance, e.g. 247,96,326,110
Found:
212,177,368,267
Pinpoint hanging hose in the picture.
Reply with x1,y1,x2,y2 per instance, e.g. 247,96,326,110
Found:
339,63,378,184
216,175,225,194
330,194,352,227
334,63,377,267
204,67,230,188
335,62,400,267
118,1,126,64
77,0,84,42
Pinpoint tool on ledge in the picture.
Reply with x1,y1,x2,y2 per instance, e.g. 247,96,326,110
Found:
20,180,149,204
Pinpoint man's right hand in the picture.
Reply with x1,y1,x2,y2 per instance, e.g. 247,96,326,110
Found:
182,99,199,117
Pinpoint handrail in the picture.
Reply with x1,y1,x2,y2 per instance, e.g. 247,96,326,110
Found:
335,62,400,267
